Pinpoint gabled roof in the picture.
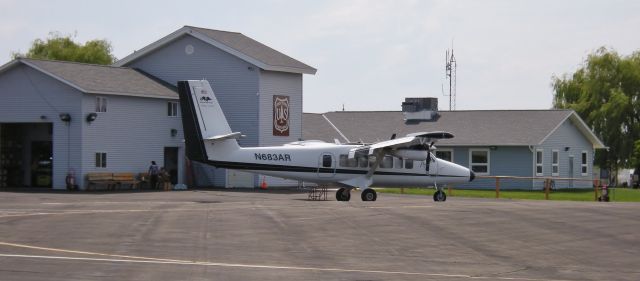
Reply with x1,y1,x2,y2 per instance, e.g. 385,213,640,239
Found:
114,26,317,75
303,110,606,149
0,58,178,99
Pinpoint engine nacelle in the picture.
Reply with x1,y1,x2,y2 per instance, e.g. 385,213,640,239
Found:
390,149,430,160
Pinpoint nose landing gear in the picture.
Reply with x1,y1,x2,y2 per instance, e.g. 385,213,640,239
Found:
433,189,447,202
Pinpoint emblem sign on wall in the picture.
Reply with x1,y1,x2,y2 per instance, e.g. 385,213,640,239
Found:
273,95,290,136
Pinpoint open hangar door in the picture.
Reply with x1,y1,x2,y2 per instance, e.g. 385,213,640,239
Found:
0,123,53,188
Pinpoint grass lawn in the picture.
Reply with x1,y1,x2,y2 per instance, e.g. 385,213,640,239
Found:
378,187,640,202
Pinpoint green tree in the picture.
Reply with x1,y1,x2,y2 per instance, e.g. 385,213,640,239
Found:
552,47,640,175
12,32,116,65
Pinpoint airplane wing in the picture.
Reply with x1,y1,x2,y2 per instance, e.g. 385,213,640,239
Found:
347,131,454,180
348,131,454,158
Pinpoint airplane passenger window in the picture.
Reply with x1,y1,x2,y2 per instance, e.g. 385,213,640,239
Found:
347,157,357,167
357,156,368,168
339,155,347,167
394,157,404,169
380,156,393,168
323,155,332,167
405,159,413,169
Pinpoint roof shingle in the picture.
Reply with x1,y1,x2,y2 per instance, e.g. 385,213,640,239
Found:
22,59,177,99
304,110,576,146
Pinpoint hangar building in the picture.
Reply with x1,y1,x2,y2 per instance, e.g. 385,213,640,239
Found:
0,59,182,189
303,98,606,189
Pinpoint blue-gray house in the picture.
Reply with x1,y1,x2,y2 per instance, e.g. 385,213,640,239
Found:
303,98,606,189
0,26,316,189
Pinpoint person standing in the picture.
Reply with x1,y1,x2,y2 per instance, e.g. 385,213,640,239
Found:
148,161,159,189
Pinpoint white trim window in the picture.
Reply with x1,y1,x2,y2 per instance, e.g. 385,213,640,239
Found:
581,151,588,176
535,149,543,176
435,149,453,162
469,149,490,175
95,152,107,168
168,101,179,117
552,150,559,176
96,96,107,113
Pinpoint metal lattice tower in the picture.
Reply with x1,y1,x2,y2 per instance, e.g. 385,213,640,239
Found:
445,49,457,111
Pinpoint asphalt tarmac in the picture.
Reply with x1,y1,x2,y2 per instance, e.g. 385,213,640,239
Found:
0,189,638,281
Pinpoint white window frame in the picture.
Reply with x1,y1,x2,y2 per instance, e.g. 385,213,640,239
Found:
435,148,454,162
96,96,107,113
581,151,588,176
168,101,179,117
469,149,490,175
551,150,559,176
535,149,544,176
95,152,107,168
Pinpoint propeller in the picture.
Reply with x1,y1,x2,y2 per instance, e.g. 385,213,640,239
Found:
424,141,435,173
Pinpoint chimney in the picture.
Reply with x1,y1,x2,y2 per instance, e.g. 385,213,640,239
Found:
402,97,438,122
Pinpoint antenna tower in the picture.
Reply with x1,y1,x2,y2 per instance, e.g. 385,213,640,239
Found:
444,48,457,110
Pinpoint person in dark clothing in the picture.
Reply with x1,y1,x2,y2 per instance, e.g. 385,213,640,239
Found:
148,161,159,189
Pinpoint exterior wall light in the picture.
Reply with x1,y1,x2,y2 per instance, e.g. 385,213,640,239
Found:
171,128,178,137
59,113,71,122
564,147,570,151
86,113,98,123
489,146,498,150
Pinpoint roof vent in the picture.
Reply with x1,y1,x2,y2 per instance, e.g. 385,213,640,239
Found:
402,97,438,122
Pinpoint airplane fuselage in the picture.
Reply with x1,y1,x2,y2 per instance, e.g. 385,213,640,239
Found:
203,140,471,188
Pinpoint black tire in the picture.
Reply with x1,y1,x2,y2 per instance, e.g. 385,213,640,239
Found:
361,189,377,201
433,190,447,202
336,188,351,201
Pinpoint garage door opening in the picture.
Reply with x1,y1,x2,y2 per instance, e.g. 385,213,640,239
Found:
0,123,53,188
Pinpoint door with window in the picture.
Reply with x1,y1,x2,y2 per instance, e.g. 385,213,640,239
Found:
568,155,574,188
317,153,336,178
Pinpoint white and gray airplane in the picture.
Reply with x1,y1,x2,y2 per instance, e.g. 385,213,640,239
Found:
177,80,475,202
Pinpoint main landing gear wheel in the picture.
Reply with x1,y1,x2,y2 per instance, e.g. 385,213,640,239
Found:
361,189,377,201
336,188,351,201
433,190,447,202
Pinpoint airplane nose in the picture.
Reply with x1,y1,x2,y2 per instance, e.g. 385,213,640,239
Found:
469,170,475,182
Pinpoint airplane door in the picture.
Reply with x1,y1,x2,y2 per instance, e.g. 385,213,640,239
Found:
317,153,336,178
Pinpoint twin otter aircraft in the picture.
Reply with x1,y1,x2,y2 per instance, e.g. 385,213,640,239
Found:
177,80,475,202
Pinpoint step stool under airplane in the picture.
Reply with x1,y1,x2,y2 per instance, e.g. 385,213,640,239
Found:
177,80,475,202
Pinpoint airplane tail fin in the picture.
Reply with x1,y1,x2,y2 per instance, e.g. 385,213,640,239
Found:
177,80,239,162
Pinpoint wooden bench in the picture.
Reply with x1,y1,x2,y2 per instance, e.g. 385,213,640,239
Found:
86,172,140,190
86,173,115,190
112,173,140,189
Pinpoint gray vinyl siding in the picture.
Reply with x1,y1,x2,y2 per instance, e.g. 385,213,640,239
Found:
0,65,83,189
126,35,260,187
81,94,185,189
449,146,533,190
257,70,303,187
538,119,594,188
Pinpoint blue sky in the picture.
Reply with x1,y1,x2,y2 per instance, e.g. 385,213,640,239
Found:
1,0,638,113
